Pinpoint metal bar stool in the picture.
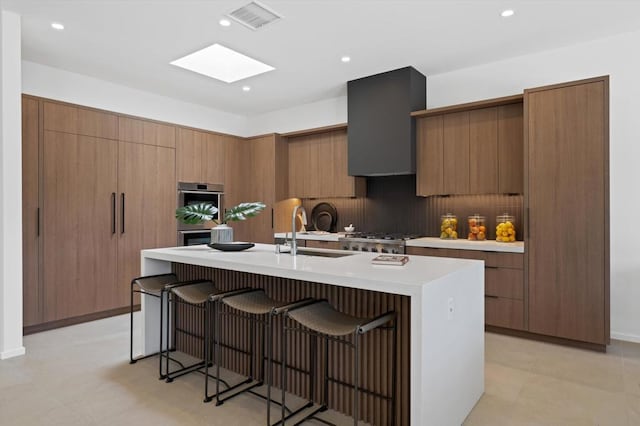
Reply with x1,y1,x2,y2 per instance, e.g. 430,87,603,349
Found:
205,288,315,424
162,279,235,385
276,300,397,426
130,273,179,379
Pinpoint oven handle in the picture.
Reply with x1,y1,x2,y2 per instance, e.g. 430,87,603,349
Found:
178,190,224,195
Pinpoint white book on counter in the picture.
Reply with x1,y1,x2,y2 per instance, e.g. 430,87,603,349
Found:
371,254,409,266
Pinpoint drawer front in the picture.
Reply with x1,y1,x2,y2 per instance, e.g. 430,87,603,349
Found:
485,252,523,268
485,267,524,299
406,247,449,257
305,240,342,250
485,297,524,330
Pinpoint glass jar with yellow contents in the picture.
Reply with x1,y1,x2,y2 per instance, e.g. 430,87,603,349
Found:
440,213,458,239
496,213,516,242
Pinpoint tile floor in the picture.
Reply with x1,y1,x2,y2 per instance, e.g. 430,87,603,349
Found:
0,313,638,425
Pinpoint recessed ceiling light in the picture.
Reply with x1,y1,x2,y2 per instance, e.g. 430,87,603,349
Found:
51,22,64,30
341,56,351,63
242,86,251,92
170,43,275,83
501,9,515,17
219,19,231,27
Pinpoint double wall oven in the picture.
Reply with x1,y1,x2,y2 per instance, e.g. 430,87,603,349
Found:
177,182,223,246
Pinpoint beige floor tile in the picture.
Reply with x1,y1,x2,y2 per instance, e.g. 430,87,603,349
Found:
627,394,640,425
483,362,533,403
622,358,640,397
484,332,539,371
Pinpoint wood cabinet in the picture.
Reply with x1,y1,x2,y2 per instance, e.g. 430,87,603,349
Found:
22,96,41,327
406,246,525,330
305,240,342,250
176,127,231,185
117,142,176,306
24,96,178,330
415,100,524,197
525,77,609,346
42,131,119,321
225,134,288,244
287,129,365,199
118,116,175,148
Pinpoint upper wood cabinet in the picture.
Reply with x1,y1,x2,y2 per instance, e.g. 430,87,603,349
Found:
287,128,365,199
225,134,288,244
43,101,118,140
118,116,176,148
176,127,230,184
416,100,524,197
525,77,609,347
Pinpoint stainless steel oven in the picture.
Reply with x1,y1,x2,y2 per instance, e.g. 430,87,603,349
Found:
177,182,223,234
178,229,212,246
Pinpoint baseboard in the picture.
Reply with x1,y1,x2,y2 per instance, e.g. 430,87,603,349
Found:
23,305,140,335
611,331,640,344
0,346,26,360
485,325,607,352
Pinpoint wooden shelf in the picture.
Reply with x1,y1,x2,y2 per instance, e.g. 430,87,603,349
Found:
280,123,347,138
411,94,523,118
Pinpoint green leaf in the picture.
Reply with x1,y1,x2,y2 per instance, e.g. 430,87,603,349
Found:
223,202,266,223
175,203,219,225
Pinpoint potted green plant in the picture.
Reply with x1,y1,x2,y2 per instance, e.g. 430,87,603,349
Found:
176,202,266,243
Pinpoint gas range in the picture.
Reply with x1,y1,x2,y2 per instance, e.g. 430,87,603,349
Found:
338,232,421,254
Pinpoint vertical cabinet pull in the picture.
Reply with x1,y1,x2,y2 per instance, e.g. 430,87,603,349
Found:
111,193,116,234
36,207,40,237
121,193,125,234
271,208,274,229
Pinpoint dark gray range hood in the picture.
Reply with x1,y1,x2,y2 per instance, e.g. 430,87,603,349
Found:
347,66,426,176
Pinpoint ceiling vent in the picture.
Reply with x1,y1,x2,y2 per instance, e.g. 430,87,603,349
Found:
227,1,282,31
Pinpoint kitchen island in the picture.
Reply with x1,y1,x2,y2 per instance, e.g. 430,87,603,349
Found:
140,244,484,425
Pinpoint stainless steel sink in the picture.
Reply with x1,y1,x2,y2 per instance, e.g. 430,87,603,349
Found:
296,249,354,258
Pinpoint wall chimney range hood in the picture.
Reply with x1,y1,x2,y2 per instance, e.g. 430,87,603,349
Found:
347,66,426,176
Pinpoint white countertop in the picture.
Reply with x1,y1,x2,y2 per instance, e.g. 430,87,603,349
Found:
406,237,525,253
142,243,482,296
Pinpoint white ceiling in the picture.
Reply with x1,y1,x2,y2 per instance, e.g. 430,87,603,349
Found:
5,0,640,115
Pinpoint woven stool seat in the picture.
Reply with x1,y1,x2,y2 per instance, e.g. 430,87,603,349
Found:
222,289,283,315
288,300,366,336
133,273,178,295
172,280,219,305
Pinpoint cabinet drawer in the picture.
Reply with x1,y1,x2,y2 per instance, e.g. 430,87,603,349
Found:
485,267,524,299
305,240,342,250
485,297,524,330
406,247,449,257
485,252,523,268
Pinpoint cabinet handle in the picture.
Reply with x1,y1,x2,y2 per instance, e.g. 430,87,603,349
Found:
484,294,499,299
271,208,274,229
485,265,499,269
36,207,40,237
120,193,125,234
111,193,116,234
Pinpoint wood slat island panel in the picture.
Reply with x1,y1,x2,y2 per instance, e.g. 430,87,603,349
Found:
172,263,410,426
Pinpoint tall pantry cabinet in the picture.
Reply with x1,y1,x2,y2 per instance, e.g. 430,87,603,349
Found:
22,96,176,331
525,76,609,347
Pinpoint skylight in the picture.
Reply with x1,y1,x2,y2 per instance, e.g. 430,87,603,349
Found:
170,43,275,83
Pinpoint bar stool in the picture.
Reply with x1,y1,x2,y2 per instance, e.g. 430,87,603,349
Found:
162,279,229,384
129,273,179,379
205,288,315,423
277,300,397,426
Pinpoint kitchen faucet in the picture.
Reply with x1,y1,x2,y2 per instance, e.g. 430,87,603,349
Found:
291,205,307,256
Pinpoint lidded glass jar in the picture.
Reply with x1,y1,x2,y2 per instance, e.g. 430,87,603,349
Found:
496,213,516,242
440,213,458,239
467,214,486,241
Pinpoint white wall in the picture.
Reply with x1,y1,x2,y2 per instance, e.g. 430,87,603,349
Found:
0,10,25,360
22,61,250,137
247,29,640,343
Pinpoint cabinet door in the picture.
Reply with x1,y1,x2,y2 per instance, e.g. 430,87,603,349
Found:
202,133,227,185
469,107,498,194
22,97,41,327
416,115,444,196
43,101,117,139
176,128,204,183
443,111,470,194
119,116,176,148
42,131,118,321
498,104,524,193
526,78,608,344
288,137,309,198
118,142,176,306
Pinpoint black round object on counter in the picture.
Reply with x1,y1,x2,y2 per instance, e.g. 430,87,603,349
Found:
310,202,337,232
